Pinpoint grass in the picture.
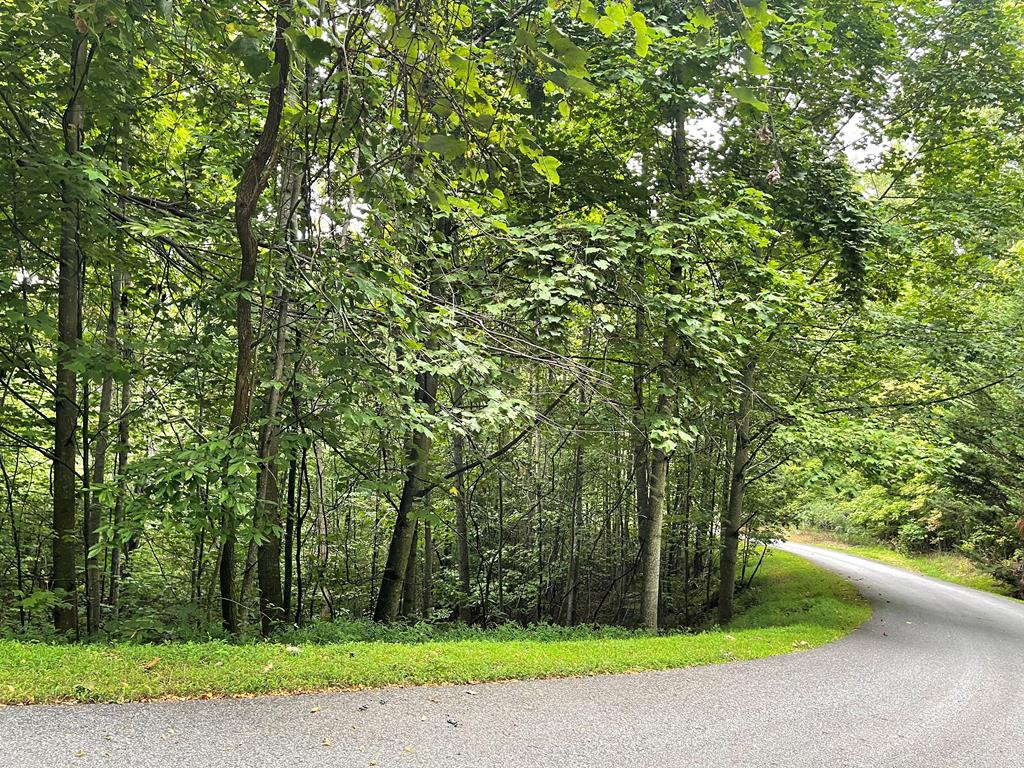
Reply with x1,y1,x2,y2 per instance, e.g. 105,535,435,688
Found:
790,529,1016,597
0,550,870,705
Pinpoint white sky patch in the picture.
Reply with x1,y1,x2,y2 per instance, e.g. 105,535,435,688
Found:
12,267,41,287
837,113,888,172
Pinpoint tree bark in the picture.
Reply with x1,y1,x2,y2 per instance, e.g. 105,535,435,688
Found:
85,270,120,635
372,367,439,622
313,440,332,619
639,254,681,631
421,516,433,619
401,521,419,618
632,253,650,543
53,25,89,637
221,1,292,634
452,387,471,621
254,153,299,635
283,455,297,621
108,355,132,622
717,363,754,624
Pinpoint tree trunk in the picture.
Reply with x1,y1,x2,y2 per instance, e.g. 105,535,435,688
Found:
639,86,691,631
639,254,680,631
254,291,291,634
717,363,754,624
372,367,439,622
283,455,297,621
421,517,432,619
632,252,650,544
221,1,292,634
238,540,258,627
108,361,132,622
401,522,419,618
53,27,89,637
313,440,332,619
255,144,301,636
85,270,121,635
452,388,471,621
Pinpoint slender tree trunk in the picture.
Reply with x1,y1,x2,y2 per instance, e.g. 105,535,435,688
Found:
372,368,439,622
85,270,120,635
639,254,680,631
108,363,131,622
238,540,258,626
566,441,583,625
254,144,301,636
717,363,754,624
421,516,432,619
452,386,471,621
401,522,419,618
53,26,89,637
373,225,447,623
283,455,297,621
254,289,291,634
221,1,292,634
0,453,25,629
497,467,505,616
632,253,650,544
313,440,332,619
566,330,590,625
639,86,692,631
294,444,308,625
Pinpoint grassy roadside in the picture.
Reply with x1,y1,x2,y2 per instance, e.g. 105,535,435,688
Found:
789,529,1015,597
0,550,869,705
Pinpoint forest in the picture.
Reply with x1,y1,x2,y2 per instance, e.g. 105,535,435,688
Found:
1,0,1023,646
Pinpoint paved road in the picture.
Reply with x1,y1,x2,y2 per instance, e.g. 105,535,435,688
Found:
4,542,1024,768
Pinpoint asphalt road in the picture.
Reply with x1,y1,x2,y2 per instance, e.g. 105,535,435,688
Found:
5,542,1024,768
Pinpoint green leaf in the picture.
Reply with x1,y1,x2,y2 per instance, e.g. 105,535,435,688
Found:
532,155,561,184
546,69,597,95
744,50,769,76
631,11,648,35
295,34,334,64
424,134,469,159
635,32,650,58
729,85,769,112
578,0,600,25
227,35,271,79
595,16,617,37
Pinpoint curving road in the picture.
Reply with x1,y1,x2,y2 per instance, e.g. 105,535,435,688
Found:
4,542,1024,768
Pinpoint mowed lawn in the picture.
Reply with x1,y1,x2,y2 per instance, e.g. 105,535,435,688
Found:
0,550,869,704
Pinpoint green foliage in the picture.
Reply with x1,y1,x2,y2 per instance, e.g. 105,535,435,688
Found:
0,551,868,703
1,0,1022,645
